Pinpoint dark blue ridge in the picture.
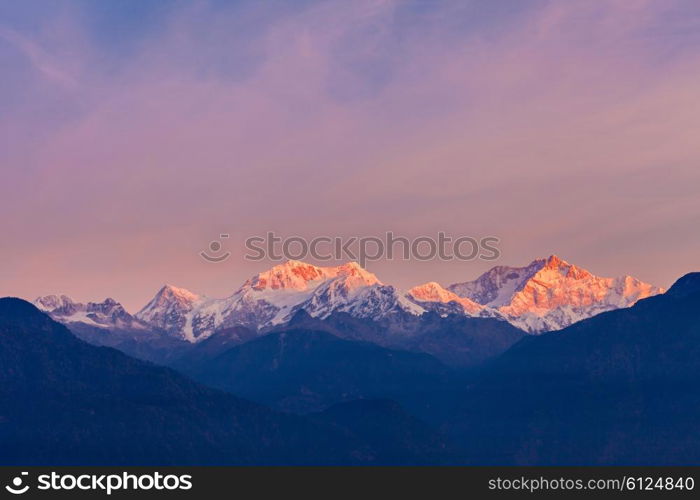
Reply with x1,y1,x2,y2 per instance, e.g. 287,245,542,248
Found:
665,272,700,298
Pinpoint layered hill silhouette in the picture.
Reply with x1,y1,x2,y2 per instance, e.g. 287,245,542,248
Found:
447,273,700,465
0,298,457,465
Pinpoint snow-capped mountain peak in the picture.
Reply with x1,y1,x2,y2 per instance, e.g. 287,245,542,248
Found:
536,254,593,281
245,260,327,291
242,260,378,292
446,255,664,332
134,284,203,339
324,262,381,289
232,261,395,329
151,284,201,305
35,294,79,314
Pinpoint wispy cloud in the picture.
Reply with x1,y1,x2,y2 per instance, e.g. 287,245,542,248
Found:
1,0,699,308
0,26,78,89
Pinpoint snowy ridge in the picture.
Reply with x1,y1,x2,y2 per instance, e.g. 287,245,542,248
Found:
34,295,147,330
407,282,487,316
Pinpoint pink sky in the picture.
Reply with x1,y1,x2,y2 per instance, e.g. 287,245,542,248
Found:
1,0,699,310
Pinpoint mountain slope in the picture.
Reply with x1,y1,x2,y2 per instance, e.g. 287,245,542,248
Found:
280,309,525,368
0,298,457,465
173,327,456,418
34,294,189,363
446,272,700,465
403,313,526,368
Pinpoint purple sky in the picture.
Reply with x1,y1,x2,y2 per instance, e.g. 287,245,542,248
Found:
1,0,699,311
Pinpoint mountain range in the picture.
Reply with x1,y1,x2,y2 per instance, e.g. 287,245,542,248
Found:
35,255,662,344
3,269,698,464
